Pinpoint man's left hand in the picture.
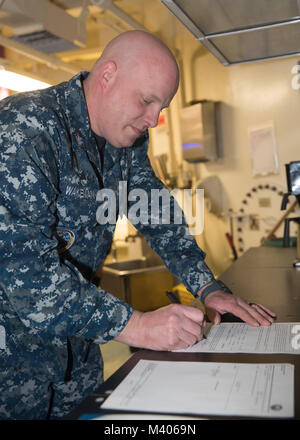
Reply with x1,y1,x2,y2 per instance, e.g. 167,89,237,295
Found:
203,290,276,327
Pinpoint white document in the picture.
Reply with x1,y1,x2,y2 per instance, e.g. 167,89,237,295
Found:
101,360,294,418
248,121,279,176
84,413,206,420
175,322,300,354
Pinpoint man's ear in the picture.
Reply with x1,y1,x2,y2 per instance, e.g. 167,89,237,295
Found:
98,61,117,90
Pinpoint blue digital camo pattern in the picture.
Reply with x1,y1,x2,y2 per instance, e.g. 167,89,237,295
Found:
0,72,218,419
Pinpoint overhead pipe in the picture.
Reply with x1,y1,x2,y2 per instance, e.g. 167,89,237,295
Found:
0,34,79,74
0,0,148,77
0,0,92,74
0,0,87,48
91,0,148,32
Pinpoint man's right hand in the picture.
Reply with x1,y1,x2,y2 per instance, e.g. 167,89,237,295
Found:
114,304,205,351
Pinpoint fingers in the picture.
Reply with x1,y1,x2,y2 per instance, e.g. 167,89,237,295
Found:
176,305,205,346
171,326,204,350
181,303,205,323
247,302,276,325
232,298,276,327
137,304,206,351
204,290,277,328
206,307,221,325
122,296,277,353
250,303,276,318
171,304,206,348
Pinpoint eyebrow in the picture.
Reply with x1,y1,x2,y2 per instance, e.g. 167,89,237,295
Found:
145,94,170,110
145,94,160,102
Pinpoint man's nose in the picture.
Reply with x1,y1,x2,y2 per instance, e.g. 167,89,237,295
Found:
144,108,160,128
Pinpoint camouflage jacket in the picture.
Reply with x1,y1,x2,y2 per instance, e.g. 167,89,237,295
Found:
0,72,222,419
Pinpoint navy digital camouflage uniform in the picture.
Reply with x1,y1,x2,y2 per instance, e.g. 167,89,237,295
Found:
0,72,231,419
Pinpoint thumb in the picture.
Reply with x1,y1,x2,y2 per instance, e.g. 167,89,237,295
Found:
206,307,221,325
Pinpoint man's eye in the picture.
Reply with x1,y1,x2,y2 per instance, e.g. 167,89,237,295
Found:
143,99,150,105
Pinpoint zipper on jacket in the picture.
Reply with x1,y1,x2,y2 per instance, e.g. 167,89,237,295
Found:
64,337,73,382
46,382,55,420
83,338,93,364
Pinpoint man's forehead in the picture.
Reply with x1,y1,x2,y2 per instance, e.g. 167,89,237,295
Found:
141,63,178,98
120,51,178,105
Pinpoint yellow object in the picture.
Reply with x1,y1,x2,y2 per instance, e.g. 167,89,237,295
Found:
130,271,175,312
172,272,219,304
171,283,211,314
171,283,194,305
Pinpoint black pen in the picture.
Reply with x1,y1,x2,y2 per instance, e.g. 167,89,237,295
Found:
165,290,181,304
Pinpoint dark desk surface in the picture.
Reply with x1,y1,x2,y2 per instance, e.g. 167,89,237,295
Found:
220,247,300,322
67,247,300,420
223,246,298,269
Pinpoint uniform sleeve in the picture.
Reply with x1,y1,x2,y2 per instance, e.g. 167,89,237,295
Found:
127,145,232,300
0,132,133,344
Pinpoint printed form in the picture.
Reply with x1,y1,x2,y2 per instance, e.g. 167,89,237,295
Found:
101,360,294,418
175,322,300,354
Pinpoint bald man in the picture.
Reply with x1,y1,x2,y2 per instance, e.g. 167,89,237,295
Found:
0,30,275,419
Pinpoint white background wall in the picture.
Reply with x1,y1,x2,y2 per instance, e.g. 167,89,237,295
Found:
150,31,300,277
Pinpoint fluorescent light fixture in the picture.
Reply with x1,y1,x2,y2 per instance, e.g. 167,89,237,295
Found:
182,142,204,150
0,67,50,92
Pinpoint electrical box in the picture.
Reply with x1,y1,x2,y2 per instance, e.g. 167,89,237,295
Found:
286,161,300,196
180,102,218,162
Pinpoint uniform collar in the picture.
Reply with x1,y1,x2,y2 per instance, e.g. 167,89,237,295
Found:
64,71,96,158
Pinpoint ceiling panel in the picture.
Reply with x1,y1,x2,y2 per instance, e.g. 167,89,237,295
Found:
160,0,300,65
